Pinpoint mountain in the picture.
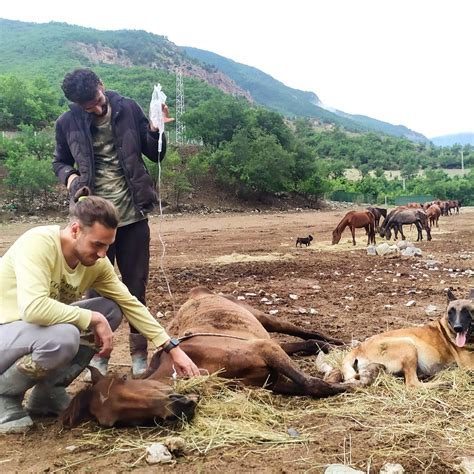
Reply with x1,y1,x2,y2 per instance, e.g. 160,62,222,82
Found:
430,133,474,146
183,47,428,142
0,18,428,141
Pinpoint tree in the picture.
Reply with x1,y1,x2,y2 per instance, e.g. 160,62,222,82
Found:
209,129,294,197
0,75,62,129
183,96,250,148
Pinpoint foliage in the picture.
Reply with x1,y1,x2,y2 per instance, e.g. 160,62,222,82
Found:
145,147,205,210
0,17,473,206
0,75,62,129
2,126,57,202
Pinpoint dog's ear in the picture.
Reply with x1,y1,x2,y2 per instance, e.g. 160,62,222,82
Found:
447,289,456,302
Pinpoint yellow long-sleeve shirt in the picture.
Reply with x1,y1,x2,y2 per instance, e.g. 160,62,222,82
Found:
0,225,169,348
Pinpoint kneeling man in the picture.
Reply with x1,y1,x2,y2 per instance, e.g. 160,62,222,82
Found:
0,195,199,433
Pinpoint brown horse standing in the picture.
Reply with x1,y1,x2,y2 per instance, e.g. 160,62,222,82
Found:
332,210,376,246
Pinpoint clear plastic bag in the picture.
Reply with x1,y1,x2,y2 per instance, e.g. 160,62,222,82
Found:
149,84,167,152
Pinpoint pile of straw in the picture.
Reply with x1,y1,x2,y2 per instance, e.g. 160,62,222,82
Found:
57,354,473,471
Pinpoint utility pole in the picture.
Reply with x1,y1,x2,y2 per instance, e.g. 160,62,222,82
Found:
175,68,185,144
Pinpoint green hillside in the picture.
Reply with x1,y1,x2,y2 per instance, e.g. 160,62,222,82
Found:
183,47,428,142
1,18,427,141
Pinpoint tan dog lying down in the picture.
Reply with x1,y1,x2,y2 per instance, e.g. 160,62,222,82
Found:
340,289,474,387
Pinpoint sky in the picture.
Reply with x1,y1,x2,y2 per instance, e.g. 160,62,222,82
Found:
2,0,473,138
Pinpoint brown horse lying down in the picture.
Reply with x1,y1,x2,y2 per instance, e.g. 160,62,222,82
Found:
60,368,199,427
321,289,473,388
62,287,350,427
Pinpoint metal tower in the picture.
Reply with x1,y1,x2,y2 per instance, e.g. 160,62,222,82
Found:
175,68,185,144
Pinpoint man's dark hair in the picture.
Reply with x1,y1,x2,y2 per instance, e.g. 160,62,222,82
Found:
62,68,102,104
71,186,119,229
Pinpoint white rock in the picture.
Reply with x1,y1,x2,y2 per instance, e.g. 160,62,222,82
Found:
260,297,269,302
298,307,307,314
309,308,318,314
401,247,422,257
376,243,391,256
245,292,257,296
269,310,279,315
324,465,364,474
237,296,245,300
156,311,165,318
405,300,416,307
380,462,405,474
146,443,172,464
396,240,409,250
458,456,474,474
425,304,439,316
289,294,298,300
367,245,377,256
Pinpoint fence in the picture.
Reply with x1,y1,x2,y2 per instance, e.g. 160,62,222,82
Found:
327,190,377,204
394,195,435,206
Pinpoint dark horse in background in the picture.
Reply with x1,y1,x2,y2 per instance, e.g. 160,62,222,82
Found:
332,210,376,246
366,206,387,233
380,208,431,241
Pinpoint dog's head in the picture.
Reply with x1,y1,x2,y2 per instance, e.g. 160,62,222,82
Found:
308,235,314,241
446,289,473,348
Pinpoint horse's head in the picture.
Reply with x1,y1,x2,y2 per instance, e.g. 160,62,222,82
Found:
331,229,341,245
60,368,198,428
384,226,392,240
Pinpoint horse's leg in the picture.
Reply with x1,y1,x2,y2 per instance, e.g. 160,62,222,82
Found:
415,221,423,241
223,296,343,345
350,225,356,245
424,221,432,241
364,225,371,245
229,295,344,345
279,340,330,355
370,222,376,244
399,224,405,240
257,341,350,397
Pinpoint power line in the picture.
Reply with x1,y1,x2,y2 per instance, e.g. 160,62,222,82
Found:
175,68,185,144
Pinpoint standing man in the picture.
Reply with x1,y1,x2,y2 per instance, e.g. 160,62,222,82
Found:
0,194,199,433
53,68,171,377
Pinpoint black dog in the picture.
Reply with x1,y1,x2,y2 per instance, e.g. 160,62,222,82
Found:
296,235,313,247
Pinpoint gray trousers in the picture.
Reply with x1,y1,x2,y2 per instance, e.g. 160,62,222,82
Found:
0,297,122,375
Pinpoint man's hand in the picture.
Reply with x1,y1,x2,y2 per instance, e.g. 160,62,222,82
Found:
89,311,114,357
168,346,200,377
162,104,175,124
149,104,175,132
66,174,78,191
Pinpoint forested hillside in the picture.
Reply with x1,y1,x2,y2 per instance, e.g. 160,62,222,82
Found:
0,18,473,212
183,47,428,142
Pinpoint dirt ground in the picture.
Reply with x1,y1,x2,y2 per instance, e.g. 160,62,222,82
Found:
0,207,473,473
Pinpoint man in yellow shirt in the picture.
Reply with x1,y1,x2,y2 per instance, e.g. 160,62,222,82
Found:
0,194,199,433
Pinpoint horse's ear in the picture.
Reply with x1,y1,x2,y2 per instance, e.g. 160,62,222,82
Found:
446,289,456,302
59,387,93,428
142,351,162,379
89,366,106,385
